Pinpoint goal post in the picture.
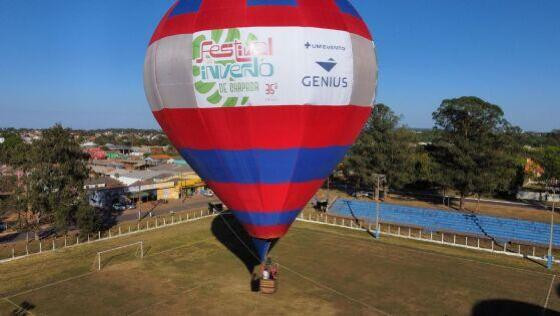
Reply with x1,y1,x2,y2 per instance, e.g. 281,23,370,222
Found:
97,241,144,271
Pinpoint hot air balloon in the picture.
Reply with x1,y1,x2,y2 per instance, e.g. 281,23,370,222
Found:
144,0,377,263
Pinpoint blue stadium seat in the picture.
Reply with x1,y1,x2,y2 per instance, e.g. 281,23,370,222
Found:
330,199,560,247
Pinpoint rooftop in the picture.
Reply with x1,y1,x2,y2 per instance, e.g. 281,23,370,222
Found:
150,163,193,173
84,177,125,189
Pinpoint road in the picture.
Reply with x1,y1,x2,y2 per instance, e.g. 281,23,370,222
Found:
0,196,219,245
391,190,546,210
116,196,219,222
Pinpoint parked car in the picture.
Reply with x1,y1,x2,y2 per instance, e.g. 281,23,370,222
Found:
352,191,373,199
202,190,214,197
112,203,126,211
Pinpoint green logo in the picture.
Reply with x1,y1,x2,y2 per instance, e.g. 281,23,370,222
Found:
192,29,274,107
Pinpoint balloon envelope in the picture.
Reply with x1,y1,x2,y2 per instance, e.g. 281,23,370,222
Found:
144,0,378,261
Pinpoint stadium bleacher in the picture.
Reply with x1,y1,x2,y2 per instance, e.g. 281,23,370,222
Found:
329,199,560,247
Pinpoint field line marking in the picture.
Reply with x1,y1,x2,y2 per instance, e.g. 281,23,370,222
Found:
127,279,215,316
293,224,557,277
145,236,216,257
382,238,557,277
543,274,555,311
3,297,36,316
2,272,94,300
279,263,391,316
2,237,215,301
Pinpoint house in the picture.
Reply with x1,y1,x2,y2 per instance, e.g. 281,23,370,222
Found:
85,147,107,160
150,146,165,154
173,159,189,166
85,177,127,208
80,141,98,148
112,170,162,186
144,154,173,166
88,160,125,177
106,152,125,160
150,163,194,175
84,177,125,190
150,154,172,161
524,158,544,185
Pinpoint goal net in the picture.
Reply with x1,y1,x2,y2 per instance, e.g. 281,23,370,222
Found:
97,241,144,270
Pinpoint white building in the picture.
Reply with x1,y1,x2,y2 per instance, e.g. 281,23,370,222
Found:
0,137,4,144
80,141,98,148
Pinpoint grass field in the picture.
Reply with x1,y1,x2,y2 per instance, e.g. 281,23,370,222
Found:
1,213,559,315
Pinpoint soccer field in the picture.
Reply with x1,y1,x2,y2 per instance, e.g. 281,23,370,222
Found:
1,214,559,315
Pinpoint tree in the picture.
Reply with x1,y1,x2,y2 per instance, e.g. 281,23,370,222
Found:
548,130,560,147
538,147,560,188
430,97,520,210
0,175,17,218
75,201,103,237
17,124,97,238
0,132,30,167
0,132,31,229
415,145,453,203
342,104,417,194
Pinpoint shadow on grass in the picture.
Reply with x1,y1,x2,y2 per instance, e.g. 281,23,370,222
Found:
523,255,548,269
345,200,378,239
11,300,35,316
211,214,277,292
142,245,153,257
471,299,559,316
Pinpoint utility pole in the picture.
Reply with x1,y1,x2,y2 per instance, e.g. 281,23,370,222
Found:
372,174,386,201
375,201,380,238
326,176,330,207
548,184,557,269
376,176,380,201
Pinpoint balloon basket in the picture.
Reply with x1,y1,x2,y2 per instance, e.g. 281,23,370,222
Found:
259,279,278,294
259,262,279,294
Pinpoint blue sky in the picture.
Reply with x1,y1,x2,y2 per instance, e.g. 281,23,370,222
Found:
0,0,558,131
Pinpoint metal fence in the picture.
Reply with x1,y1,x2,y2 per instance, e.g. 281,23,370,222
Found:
3,207,558,266
0,208,217,264
296,211,560,264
